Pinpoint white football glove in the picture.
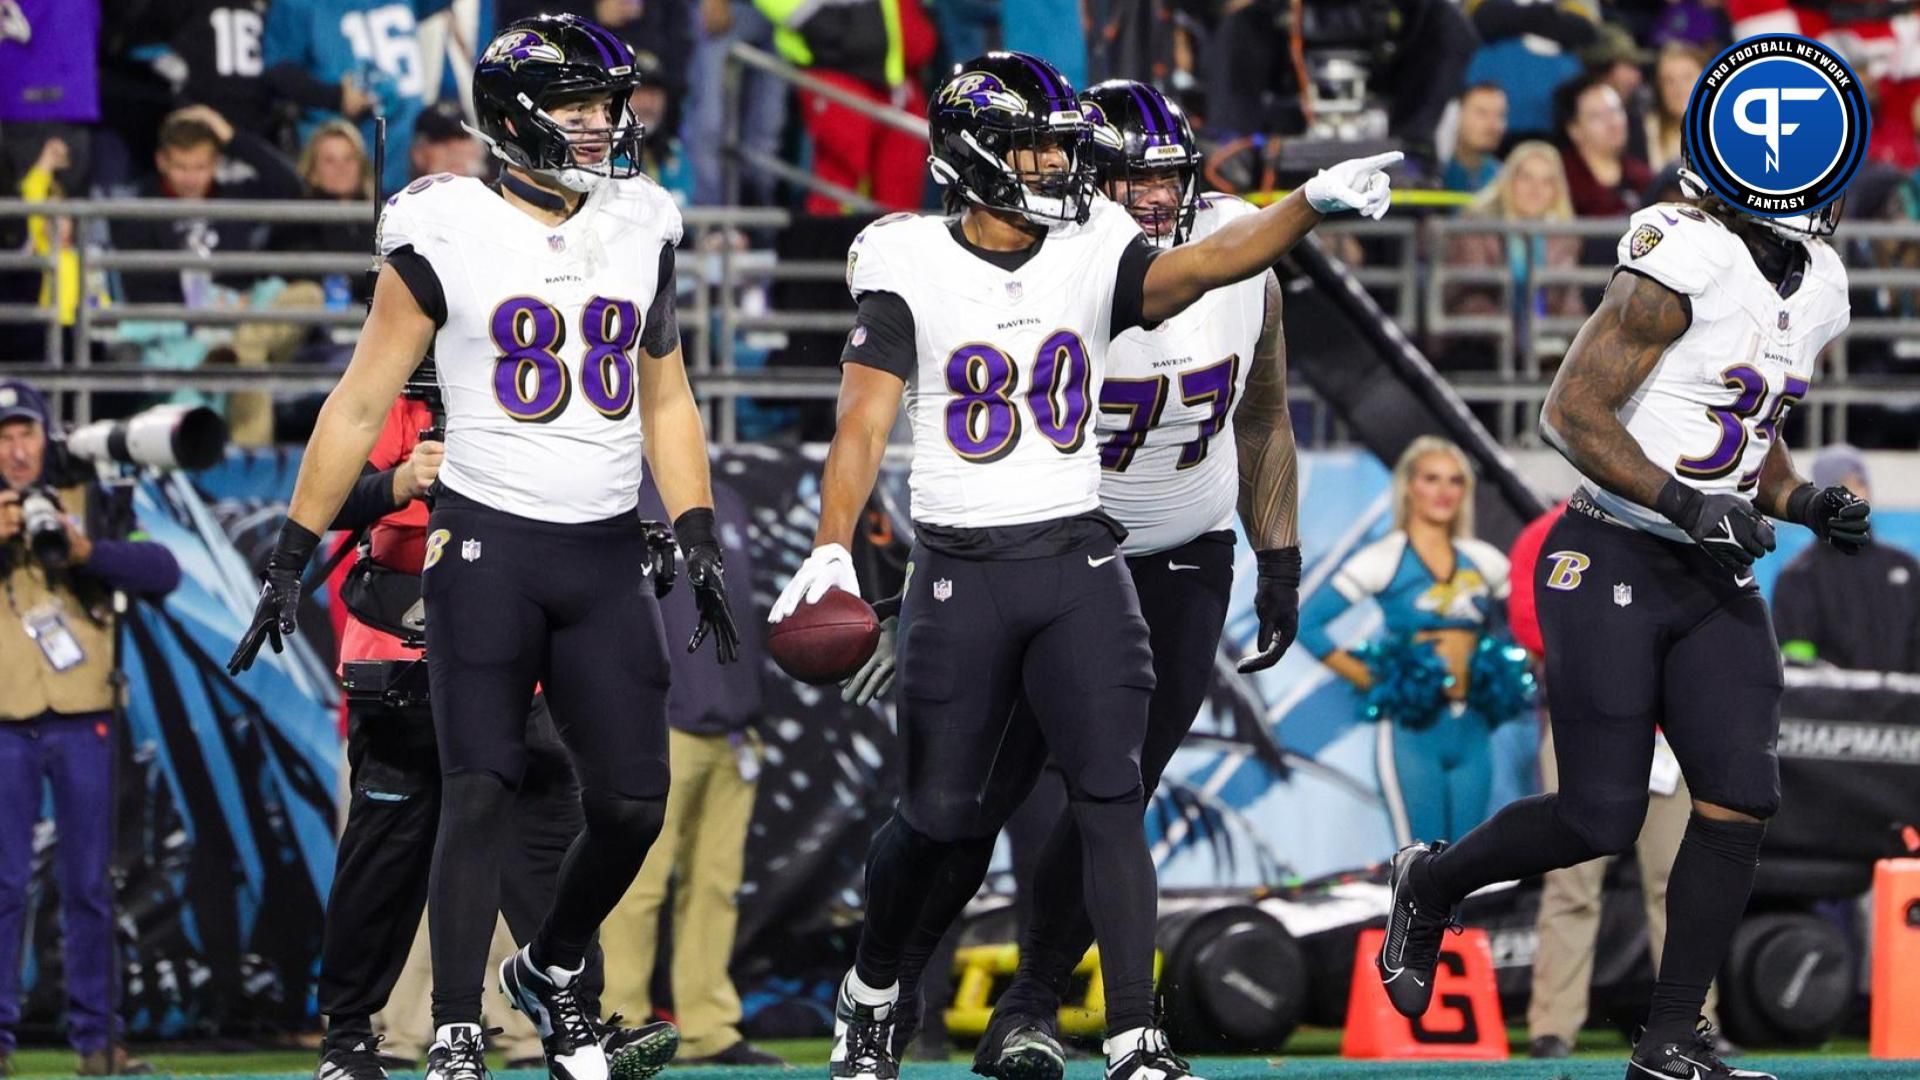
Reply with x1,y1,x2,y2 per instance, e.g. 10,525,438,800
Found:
1302,151,1404,220
768,543,860,623
841,615,898,706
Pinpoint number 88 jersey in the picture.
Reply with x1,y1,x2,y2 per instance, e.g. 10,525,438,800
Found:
846,198,1146,528
376,172,682,524
1592,203,1850,542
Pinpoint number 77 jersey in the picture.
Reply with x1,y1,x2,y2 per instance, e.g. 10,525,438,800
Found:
846,198,1149,528
1592,203,1850,542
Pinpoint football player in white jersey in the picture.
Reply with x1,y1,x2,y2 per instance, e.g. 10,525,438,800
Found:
865,80,1305,1080
767,52,1397,1080
227,16,736,1080
1372,160,1866,1080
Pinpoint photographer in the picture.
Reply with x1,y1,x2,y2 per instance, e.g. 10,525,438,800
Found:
0,380,178,1078
313,392,671,1080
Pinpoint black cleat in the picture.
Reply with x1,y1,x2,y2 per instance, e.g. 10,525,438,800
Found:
1102,1029,1202,1080
1627,1021,1776,1080
971,1008,1065,1080
600,1014,679,1080
314,1041,389,1080
829,972,898,1080
887,986,922,1062
1375,841,1460,1018
424,1025,491,1080
499,946,608,1080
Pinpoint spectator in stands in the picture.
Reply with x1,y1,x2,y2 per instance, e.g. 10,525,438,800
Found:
0,379,180,1078
762,0,934,214
109,105,302,305
631,55,694,202
162,1,303,147
1443,83,1509,194
1644,42,1705,172
262,0,436,197
18,138,109,330
1463,0,1596,141
1581,24,1652,163
0,0,101,194
602,483,784,1068
684,0,786,207
1773,446,1920,673
408,106,486,181
1647,0,1726,49
1445,141,1585,326
498,0,695,123
1556,71,1650,217
1004,0,1084,88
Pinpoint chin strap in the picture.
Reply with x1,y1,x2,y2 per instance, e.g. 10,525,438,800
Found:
497,170,572,215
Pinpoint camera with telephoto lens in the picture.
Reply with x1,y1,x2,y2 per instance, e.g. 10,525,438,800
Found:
63,404,228,472
18,486,71,568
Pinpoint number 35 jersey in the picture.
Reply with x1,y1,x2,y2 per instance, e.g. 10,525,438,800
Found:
1590,203,1849,542
377,173,682,524
1097,194,1267,556
845,198,1148,529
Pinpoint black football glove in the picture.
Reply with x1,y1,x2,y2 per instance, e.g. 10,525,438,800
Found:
1236,546,1302,674
640,520,678,597
227,520,321,675
675,508,740,664
1655,478,1776,574
1787,483,1871,554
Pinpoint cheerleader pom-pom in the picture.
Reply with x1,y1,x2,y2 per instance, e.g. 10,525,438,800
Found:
1352,633,1454,726
1467,634,1537,724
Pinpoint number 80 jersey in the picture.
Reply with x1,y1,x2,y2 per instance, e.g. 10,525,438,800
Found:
846,198,1146,528
1591,203,1849,542
377,173,682,523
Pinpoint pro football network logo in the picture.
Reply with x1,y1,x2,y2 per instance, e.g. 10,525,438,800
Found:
1682,34,1869,221
939,72,1028,117
482,29,566,69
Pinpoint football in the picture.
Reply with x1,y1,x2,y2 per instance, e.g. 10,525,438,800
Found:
768,588,882,685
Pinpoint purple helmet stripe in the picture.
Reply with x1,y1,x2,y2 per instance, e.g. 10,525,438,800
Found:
1016,54,1073,111
585,22,630,66
571,20,617,67
1126,84,1163,137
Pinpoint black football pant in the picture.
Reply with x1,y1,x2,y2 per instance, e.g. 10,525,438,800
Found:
1421,503,1780,1042
854,532,1162,1033
423,488,672,1029
318,694,599,1051
893,532,1237,1026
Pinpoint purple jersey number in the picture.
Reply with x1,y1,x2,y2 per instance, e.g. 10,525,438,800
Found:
1097,355,1241,472
490,295,641,423
943,332,1092,461
1675,363,1811,486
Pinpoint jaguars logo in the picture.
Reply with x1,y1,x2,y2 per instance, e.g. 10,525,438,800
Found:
1629,223,1663,259
481,29,567,69
939,72,1029,118
1081,101,1126,153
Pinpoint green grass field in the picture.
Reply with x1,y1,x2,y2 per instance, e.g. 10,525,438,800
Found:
3,1032,1901,1080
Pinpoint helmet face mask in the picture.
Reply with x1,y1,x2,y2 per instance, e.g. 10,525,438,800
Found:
929,53,1095,227
1676,161,1844,242
473,15,645,195
1078,80,1200,246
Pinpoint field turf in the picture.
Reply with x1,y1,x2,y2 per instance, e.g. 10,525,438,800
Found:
2,1032,1898,1080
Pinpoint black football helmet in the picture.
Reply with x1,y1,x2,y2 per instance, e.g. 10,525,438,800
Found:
471,14,644,193
1079,79,1200,245
928,52,1093,226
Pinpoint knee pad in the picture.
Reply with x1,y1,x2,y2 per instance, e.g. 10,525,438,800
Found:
1684,813,1767,861
1068,753,1144,805
903,789,1001,843
580,787,668,847
440,771,516,831
1555,791,1648,857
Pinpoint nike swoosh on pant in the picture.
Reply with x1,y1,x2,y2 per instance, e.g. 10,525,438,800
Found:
1088,555,1117,568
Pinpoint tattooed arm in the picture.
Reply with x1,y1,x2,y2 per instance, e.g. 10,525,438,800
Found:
1539,269,1690,508
1236,271,1299,549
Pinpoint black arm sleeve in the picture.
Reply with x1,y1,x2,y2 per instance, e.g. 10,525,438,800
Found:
330,465,404,532
641,244,679,358
385,245,448,327
1109,235,1163,337
841,290,917,381
264,61,345,112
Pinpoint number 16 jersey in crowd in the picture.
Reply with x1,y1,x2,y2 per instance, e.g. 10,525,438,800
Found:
376,171,683,523
844,197,1153,530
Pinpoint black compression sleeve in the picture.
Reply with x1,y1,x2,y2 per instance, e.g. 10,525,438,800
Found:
641,244,679,358
385,246,447,327
330,465,403,531
1109,235,1163,336
842,290,916,381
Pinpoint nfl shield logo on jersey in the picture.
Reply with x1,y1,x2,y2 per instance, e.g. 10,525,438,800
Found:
1779,310,1790,331
1614,583,1633,607
933,578,953,602
462,539,483,562
1005,281,1023,301
548,234,566,253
